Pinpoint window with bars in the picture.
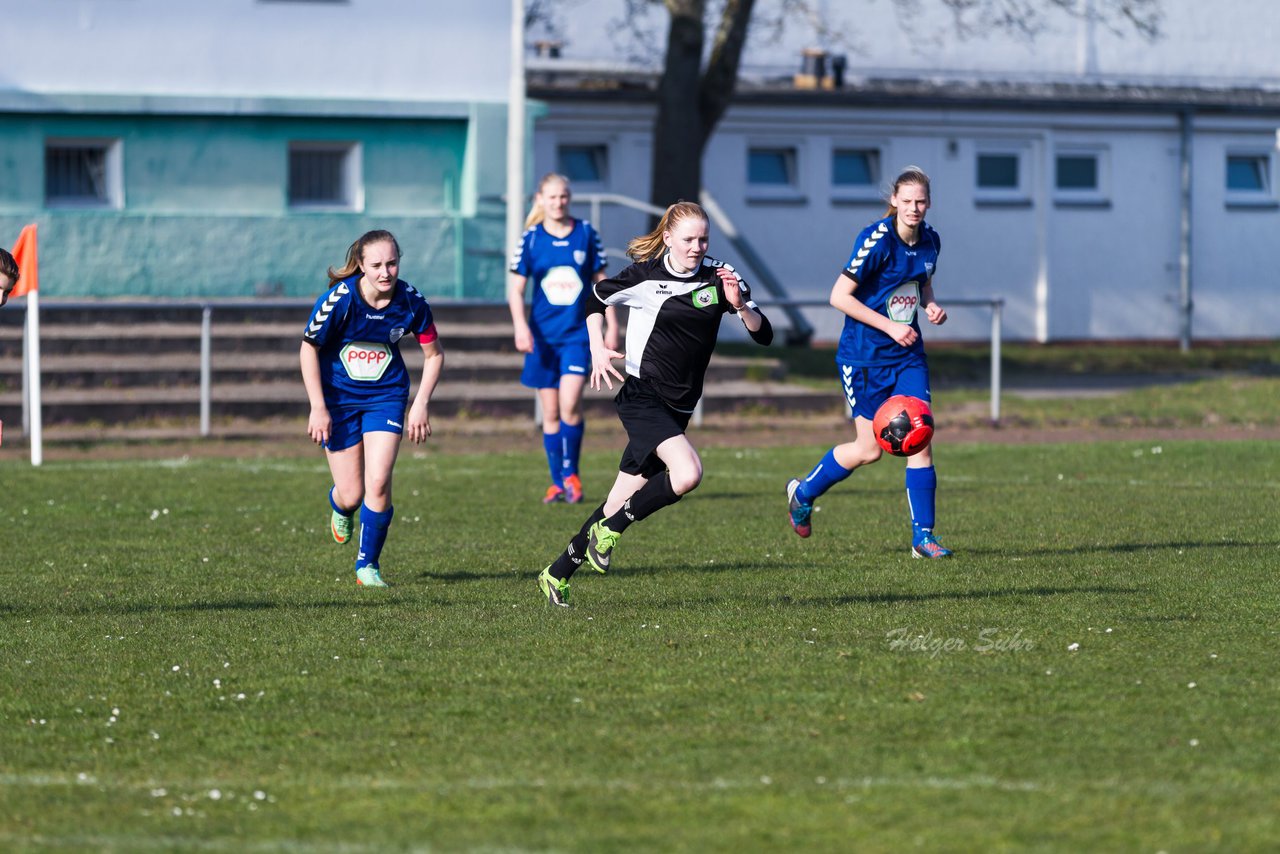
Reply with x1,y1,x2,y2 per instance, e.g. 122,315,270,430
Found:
288,142,360,209
45,140,120,207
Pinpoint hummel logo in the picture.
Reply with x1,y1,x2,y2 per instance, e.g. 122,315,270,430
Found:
387,419,402,428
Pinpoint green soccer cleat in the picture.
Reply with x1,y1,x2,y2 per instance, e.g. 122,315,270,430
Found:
355,565,389,587
331,509,354,545
585,520,620,574
537,566,570,607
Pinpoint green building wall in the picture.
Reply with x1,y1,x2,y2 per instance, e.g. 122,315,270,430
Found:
0,98,510,300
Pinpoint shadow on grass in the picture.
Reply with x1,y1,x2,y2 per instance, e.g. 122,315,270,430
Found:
964,538,1274,558
797,584,1142,607
0,597,398,618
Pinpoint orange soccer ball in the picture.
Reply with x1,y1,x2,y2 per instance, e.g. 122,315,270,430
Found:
872,395,934,457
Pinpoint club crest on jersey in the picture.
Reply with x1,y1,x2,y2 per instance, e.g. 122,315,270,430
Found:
389,327,405,343
693,285,719,309
925,261,935,275
340,342,393,381
573,250,586,266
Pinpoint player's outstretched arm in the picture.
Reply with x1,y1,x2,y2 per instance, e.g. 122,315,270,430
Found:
300,341,331,446
407,338,444,443
921,280,947,326
587,311,624,390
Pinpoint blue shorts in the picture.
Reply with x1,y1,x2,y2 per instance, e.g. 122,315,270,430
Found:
324,401,406,452
521,340,590,389
838,357,931,420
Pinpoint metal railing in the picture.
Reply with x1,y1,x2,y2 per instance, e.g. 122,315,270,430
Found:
574,191,816,345
742,297,1005,425
13,294,1002,446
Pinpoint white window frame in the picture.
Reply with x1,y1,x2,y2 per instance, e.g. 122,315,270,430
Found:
288,141,362,211
746,140,805,204
974,145,1031,206
1053,146,1110,207
829,143,884,205
1224,149,1277,209
44,137,123,209
556,142,610,190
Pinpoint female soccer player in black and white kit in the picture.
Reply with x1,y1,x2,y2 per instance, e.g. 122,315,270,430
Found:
537,201,774,606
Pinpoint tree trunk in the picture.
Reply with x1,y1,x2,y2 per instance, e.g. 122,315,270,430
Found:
650,0,707,212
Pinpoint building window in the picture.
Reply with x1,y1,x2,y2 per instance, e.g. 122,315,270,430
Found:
557,144,608,185
45,139,122,208
977,153,1019,189
1053,148,1109,207
1226,155,1269,192
1056,155,1098,190
832,148,880,188
974,148,1030,206
748,147,797,187
288,142,361,210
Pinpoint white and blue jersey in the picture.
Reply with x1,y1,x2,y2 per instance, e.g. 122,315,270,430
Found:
835,216,941,367
509,220,607,346
302,276,437,408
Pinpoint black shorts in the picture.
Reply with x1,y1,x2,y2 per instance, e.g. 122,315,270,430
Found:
614,378,692,478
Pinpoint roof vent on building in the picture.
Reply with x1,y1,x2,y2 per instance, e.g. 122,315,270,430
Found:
794,49,845,90
533,40,563,59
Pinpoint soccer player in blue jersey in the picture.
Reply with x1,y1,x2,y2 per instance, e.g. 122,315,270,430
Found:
785,166,953,559
508,174,618,505
301,230,445,587
536,202,774,606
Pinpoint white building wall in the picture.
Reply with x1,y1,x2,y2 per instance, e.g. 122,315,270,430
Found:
535,98,1280,342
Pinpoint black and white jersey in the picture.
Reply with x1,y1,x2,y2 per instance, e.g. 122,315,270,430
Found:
588,254,773,412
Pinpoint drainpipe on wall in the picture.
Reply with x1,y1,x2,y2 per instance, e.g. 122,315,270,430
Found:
1178,108,1194,352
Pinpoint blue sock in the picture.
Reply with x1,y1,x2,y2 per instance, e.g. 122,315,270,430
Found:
329,487,352,518
796,448,853,503
906,466,937,545
542,431,563,488
356,504,394,570
560,420,584,478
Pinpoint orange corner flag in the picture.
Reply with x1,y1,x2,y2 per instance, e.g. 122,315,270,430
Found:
11,224,38,297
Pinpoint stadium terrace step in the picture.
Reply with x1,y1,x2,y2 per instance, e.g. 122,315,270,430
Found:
0,299,832,433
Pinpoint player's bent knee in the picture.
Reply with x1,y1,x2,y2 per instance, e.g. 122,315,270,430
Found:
669,469,702,495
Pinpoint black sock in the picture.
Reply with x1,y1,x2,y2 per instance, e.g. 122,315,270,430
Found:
604,471,682,534
548,503,607,581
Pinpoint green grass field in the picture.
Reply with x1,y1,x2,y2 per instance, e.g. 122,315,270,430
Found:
2,437,1278,851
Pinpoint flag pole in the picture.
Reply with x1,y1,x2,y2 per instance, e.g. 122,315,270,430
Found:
26,288,42,466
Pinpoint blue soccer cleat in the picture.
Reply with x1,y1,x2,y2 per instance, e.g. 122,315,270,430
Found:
912,531,953,559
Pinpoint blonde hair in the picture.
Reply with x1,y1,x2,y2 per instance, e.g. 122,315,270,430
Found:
327,230,401,287
883,165,931,219
523,173,572,230
626,201,709,262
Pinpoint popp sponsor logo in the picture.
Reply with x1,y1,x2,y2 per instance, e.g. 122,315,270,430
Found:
340,342,393,381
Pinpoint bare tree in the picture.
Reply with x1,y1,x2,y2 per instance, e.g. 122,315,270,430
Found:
537,0,1162,210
